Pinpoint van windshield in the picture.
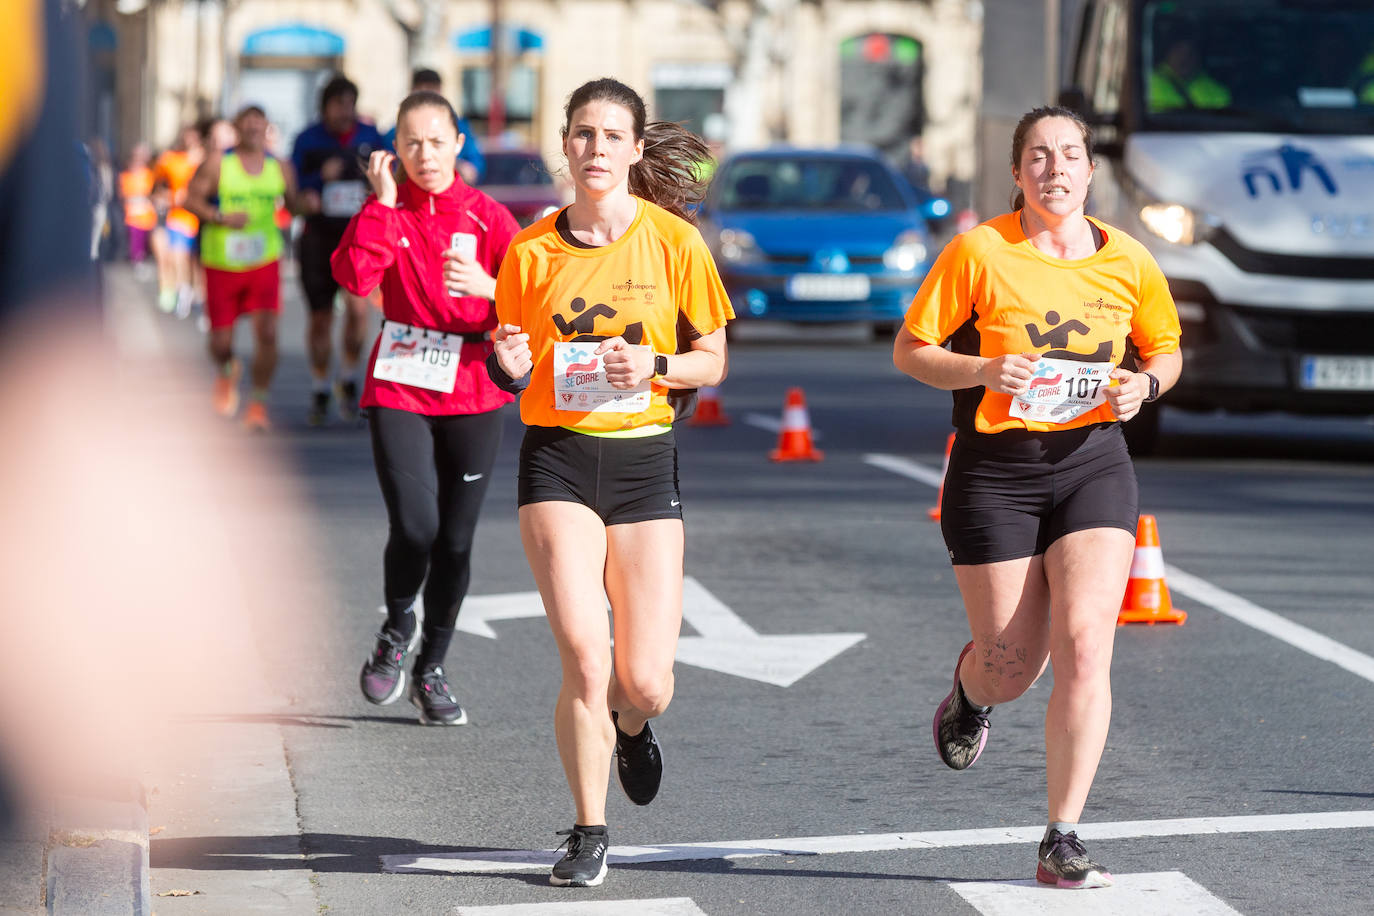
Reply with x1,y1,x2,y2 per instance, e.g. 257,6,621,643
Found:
1143,0,1374,134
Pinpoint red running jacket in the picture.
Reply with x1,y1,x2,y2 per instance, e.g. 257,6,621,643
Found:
331,178,521,415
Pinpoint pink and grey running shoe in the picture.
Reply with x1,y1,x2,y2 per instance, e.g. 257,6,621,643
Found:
1036,829,1113,889
932,640,992,770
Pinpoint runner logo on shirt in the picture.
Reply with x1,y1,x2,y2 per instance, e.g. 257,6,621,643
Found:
1025,310,1112,361
552,296,644,344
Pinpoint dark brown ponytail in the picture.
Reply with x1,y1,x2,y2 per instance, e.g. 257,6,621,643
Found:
562,78,711,223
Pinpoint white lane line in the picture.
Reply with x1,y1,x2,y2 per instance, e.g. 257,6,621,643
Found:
1165,565,1374,685
455,898,707,915
742,412,823,440
863,452,945,488
865,451,1374,685
382,809,1374,874
951,871,1241,916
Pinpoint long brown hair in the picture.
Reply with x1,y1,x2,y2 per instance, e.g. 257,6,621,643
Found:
1009,105,1094,211
561,78,710,223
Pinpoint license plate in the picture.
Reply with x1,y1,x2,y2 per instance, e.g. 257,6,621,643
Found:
785,274,870,301
1299,355,1374,391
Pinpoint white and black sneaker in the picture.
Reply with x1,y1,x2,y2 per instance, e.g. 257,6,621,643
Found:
612,711,663,806
549,825,609,887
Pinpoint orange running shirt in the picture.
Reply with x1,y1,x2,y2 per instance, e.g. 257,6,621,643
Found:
495,198,734,432
904,211,1181,434
153,149,200,236
119,167,156,230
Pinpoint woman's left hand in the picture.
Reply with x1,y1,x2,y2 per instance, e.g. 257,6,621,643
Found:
1105,368,1149,422
596,337,651,389
443,249,496,300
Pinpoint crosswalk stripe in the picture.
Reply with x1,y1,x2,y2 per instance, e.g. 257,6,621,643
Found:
950,871,1241,915
382,809,1374,875
455,898,707,915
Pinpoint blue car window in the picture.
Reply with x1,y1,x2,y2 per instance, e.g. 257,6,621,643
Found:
720,158,905,212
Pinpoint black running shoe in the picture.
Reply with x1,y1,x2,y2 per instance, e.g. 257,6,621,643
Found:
549,825,609,887
1036,829,1113,889
307,390,330,427
336,379,360,423
409,664,468,726
359,626,418,705
612,711,663,806
933,640,992,770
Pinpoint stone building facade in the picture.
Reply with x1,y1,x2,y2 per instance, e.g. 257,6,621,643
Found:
86,0,982,195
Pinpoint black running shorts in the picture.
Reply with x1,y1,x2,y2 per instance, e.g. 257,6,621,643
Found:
518,425,683,525
297,219,349,313
939,422,1138,565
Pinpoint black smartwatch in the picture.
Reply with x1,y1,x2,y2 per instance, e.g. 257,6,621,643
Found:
653,353,669,378
1143,371,1160,402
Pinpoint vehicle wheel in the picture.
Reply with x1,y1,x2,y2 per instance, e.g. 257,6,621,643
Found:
1123,401,1161,456
871,320,900,341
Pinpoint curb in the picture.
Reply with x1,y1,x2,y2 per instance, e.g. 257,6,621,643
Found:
46,785,150,916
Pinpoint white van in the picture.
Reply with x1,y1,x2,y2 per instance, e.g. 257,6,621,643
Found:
1061,0,1374,452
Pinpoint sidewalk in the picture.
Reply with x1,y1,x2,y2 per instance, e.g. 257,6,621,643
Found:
0,786,150,916
0,262,322,915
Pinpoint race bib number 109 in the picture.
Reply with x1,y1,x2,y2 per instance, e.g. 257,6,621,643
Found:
1013,357,1113,424
372,320,463,393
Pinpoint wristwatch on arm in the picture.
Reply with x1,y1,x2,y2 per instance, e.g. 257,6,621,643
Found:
1143,371,1160,402
653,353,669,378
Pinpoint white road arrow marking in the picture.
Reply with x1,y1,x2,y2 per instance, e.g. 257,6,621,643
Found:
446,578,864,687
674,577,864,687
454,591,546,639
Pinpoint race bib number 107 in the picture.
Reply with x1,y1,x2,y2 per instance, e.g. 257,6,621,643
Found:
553,341,650,414
1013,357,1113,424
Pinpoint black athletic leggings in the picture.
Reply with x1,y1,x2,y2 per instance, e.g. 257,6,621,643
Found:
369,406,504,668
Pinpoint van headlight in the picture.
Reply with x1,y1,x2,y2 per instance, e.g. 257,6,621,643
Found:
1127,174,1218,246
718,228,764,265
883,230,928,272
1139,203,1215,246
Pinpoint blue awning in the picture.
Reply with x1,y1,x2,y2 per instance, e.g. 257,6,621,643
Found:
243,24,345,57
454,25,544,54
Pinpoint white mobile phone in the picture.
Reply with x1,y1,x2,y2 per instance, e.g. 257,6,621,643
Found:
448,232,478,296
451,232,478,259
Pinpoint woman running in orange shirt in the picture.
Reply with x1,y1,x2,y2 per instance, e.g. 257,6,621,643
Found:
893,106,1182,890
490,78,733,888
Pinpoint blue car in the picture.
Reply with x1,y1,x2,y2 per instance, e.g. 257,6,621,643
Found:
698,147,946,335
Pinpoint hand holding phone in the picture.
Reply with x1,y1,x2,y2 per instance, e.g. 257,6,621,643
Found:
445,234,489,299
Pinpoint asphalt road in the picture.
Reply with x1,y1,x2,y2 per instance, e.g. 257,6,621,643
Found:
126,270,1374,915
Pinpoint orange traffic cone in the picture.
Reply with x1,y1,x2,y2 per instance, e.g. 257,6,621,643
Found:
1117,514,1187,625
691,386,731,427
928,432,954,521
769,387,823,462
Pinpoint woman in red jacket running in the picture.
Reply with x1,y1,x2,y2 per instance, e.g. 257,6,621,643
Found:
331,91,520,725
